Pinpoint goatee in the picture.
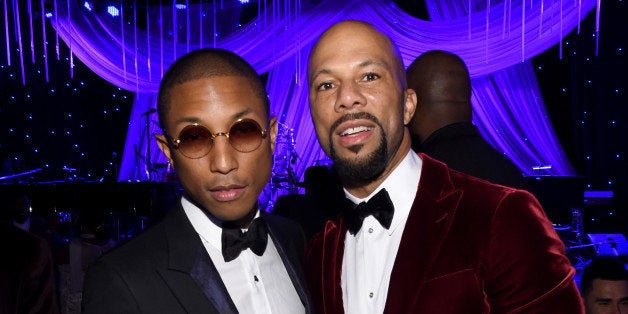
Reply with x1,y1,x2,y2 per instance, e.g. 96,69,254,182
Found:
328,112,388,183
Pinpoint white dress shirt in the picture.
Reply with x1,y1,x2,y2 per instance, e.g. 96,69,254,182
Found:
182,197,304,314
341,151,422,314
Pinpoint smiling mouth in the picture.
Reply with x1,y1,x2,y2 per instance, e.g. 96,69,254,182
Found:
340,126,374,136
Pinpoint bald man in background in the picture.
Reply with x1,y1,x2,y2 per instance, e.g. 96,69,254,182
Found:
407,50,527,188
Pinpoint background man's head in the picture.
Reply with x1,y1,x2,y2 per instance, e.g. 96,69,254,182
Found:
307,20,416,195
580,255,628,314
3,192,32,231
156,48,276,227
406,50,472,145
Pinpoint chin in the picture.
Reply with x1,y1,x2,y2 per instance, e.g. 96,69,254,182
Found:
212,202,257,221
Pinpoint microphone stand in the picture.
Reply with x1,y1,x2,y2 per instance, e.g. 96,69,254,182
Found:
141,108,157,181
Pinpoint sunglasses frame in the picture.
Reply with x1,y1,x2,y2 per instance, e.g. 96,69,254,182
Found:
166,118,270,159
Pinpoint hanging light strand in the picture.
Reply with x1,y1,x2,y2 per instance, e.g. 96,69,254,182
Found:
3,0,10,65
40,0,49,81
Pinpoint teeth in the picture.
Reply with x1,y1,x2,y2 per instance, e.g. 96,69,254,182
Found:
340,126,372,136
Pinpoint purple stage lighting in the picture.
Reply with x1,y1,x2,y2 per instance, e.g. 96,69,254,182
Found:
44,0,599,184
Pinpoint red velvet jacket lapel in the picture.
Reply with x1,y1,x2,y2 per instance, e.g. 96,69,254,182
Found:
305,216,347,314
384,154,462,313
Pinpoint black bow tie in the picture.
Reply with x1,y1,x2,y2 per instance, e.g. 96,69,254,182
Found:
344,188,394,235
221,217,269,262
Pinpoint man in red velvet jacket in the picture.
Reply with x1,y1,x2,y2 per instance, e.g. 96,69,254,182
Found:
304,19,584,313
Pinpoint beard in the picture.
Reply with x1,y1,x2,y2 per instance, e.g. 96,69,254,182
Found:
328,112,388,183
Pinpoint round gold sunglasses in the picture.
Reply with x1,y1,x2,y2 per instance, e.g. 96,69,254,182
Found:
167,118,271,159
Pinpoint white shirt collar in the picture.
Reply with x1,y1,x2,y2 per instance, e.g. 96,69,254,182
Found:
181,195,260,253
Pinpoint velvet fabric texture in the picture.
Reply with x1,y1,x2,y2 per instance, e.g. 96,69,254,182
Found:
305,153,583,313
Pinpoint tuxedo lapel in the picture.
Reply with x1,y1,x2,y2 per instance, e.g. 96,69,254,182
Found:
159,202,237,313
318,217,348,314
264,213,313,313
385,154,461,313
189,248,238,314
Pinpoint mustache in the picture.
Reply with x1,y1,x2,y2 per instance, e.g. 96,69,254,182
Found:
329,112,380,136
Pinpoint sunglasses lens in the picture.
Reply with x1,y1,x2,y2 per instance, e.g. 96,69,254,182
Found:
172,119,266,158
229,119,264,152
177,125,212,158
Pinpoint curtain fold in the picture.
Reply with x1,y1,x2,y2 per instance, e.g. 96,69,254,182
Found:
45,0,592,197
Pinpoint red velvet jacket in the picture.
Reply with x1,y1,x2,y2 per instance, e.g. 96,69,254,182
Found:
305,153,583,313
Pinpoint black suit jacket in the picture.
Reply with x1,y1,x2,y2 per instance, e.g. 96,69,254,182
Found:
414,122,528,189
273,194,343,239
82,200,312,313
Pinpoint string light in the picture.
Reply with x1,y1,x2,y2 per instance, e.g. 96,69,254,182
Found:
0,1,625,221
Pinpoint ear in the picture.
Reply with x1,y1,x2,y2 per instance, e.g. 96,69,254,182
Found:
403,88,417,125
155,134,174,165
268,116,278,154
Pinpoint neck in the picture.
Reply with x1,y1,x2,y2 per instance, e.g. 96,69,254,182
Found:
232,207,258,229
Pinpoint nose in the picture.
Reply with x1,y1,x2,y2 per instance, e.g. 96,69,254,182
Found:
208,135,238,174
334,80,366,112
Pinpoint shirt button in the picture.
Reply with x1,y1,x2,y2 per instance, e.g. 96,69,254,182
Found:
369,292,374,298
368,227,374,233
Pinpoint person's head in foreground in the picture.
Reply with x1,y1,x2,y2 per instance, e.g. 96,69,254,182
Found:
156,48,276,228
307,20,417,197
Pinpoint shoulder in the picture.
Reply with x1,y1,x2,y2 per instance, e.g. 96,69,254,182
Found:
421,153,520,200
451,169,536,215
422,155,535,222
445,169,553,244
91,217,171,274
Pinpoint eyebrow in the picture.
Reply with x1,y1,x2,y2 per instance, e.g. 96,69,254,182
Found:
173,116,201,125
310,59,390,83
595,298,612,303
309,68,331,83
173,109,254,127
358,59,388,69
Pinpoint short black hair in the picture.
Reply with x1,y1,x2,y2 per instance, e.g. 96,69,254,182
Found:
580,255,628,296
157,48,269,131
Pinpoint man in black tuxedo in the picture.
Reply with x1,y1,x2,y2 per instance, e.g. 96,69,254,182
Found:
407,50,527,189
82,48,312,313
